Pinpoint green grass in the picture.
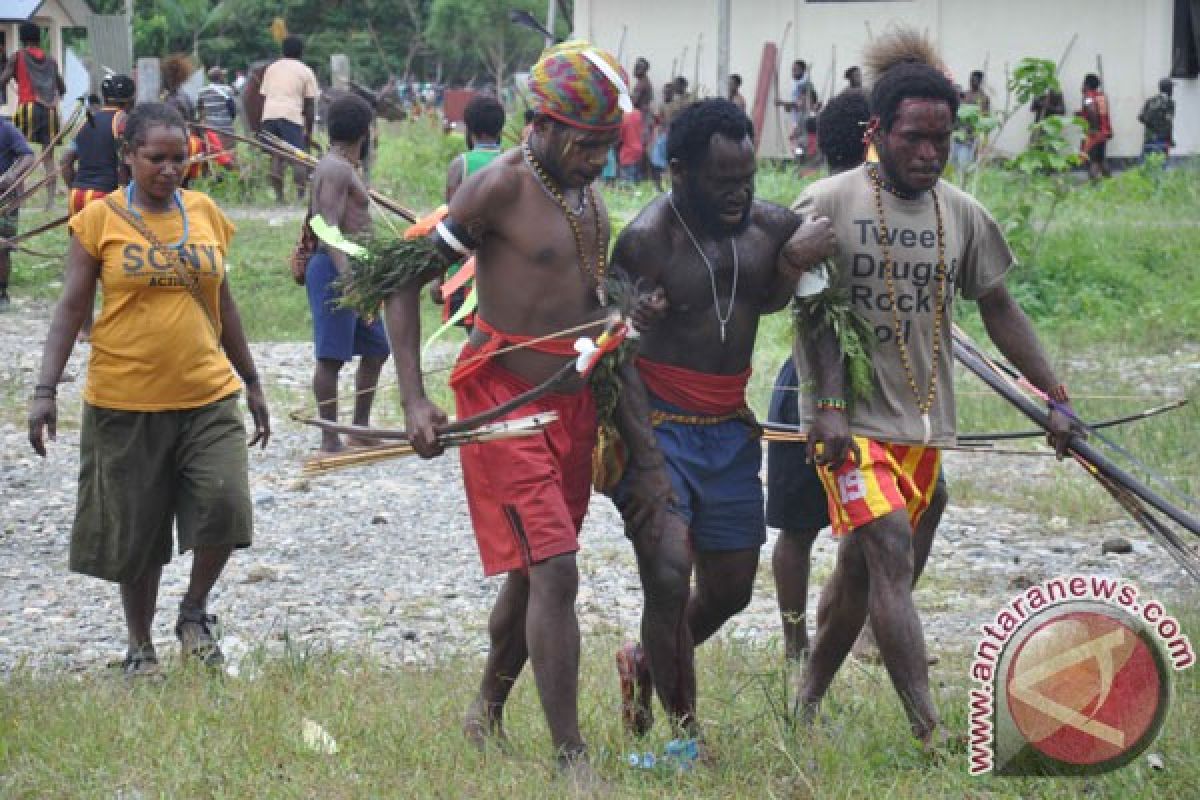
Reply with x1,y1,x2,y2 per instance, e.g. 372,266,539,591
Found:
3,633,1199,798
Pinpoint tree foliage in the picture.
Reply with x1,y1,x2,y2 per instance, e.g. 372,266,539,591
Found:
427,0,569,90
119,0,573,89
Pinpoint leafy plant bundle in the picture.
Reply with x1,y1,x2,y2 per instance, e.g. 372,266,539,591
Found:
792,286,876,407
335,234,447,318
587,269,641,427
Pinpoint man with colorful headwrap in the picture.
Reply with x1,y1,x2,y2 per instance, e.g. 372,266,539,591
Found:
380,41,630,782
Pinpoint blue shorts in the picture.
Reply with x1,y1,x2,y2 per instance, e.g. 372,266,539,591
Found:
616,397,765,552
305,250,391,362
765,358,947,533
765,358,830,531
261,117,306,150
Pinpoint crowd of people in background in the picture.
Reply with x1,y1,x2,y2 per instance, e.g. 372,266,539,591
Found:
583,52,1178,188
0,23,1189,317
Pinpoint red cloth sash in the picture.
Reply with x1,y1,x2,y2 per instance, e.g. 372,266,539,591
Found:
449,316,582,388
635,357,751,415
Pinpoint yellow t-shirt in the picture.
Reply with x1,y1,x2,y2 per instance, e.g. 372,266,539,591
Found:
69,189,242,411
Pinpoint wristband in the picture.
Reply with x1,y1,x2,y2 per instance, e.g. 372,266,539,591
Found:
815,397,846,412
242,374,260,387
33,383,57,397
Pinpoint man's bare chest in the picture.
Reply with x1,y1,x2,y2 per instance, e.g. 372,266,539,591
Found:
659,230,777,315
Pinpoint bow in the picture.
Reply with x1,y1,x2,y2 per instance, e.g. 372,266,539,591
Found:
764,398,1186,444
952,326,1200,582
190,122,417,223
290,313,629,462
0,214,69,250
762,421,1061,457
302,412,560,475
0,100,86,213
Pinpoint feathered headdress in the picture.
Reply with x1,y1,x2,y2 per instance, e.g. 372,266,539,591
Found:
863,27,945,84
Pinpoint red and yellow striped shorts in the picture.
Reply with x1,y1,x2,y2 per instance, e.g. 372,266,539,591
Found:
816,436,942,537
68,188,110,218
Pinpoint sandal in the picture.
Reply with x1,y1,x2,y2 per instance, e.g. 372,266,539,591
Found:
175,605,225,667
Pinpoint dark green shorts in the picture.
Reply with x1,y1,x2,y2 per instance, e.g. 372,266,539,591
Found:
70,394,253,583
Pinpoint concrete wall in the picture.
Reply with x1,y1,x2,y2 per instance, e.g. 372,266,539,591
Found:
574,0,1198,158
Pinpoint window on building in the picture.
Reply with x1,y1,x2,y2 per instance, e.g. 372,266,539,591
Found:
1174,0,1200,78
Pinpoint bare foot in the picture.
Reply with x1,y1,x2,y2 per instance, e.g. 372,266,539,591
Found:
557,750,609,797
317,435,345,456
919,726,966,763
463,695,507,751
616,642,653,736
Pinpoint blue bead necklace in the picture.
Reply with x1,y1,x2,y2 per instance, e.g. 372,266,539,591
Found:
125,182,189,250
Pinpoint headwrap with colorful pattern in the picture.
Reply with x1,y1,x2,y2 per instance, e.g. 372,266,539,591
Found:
528,40,632,131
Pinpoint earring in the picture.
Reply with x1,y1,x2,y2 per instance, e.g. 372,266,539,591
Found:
861,118,880,146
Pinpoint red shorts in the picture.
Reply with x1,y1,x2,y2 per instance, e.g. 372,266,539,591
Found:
454,349,596,576
816,436,942,537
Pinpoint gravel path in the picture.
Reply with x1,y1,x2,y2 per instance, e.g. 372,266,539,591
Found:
1,298,1196,676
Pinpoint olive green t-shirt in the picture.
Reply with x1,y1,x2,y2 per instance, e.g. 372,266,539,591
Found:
792,164,1013,446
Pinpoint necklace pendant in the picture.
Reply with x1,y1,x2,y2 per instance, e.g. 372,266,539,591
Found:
719,322,727,344
921,412,932,444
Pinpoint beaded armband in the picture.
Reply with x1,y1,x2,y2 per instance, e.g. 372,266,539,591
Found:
815,397,847,412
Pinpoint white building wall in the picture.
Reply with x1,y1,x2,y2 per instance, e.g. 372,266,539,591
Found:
574,0,1197,159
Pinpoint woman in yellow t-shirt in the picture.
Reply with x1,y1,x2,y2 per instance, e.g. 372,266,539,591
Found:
28,103,270,676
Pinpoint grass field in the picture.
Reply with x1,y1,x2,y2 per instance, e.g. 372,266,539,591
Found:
3,125,1199,797
3,633,1198,798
